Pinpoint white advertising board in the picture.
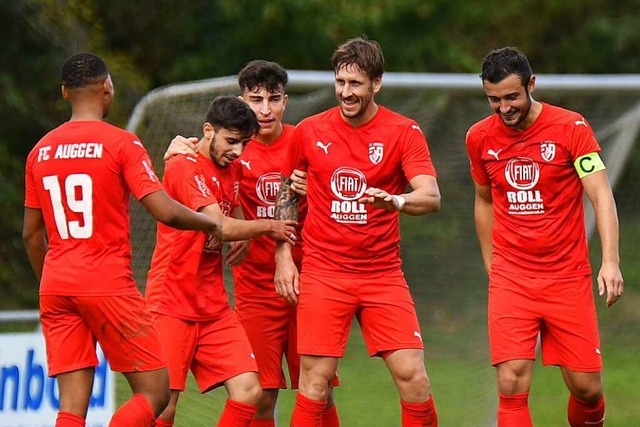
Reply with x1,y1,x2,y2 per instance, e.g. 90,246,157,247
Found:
0,332,114,426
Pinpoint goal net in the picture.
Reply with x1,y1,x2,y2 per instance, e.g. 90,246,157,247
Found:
124,71,640,426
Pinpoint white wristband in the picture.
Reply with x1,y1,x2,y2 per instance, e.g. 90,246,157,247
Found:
392,195,406,211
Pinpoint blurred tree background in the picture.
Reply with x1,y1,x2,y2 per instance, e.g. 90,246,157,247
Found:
2,0,640,307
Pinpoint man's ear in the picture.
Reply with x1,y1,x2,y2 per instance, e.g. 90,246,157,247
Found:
102,76,114,95
61,85,69,100
527,75,536,95
203,122,215,139
372,76,382,95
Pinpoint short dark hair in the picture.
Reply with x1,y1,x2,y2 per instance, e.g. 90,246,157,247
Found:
205,95,260,138
332,37,384,80
480,47,533,86
238,60,288,94
61,52,109,89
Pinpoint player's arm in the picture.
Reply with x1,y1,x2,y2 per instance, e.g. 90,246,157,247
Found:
358,174,440,215
581,166,624,307
139,190,222,239
274,174,300,304
226,205,250,267
474,182,493,275
22,207,47,281
200,202,297,244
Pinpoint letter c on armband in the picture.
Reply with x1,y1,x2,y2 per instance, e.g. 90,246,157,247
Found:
574,152,606,178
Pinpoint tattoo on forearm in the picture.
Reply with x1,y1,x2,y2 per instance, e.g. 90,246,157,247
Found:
275,175,299,221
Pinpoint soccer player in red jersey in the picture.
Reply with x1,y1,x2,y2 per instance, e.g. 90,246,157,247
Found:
164,61,339,426
274,37,441,426
466,47,624,427
22,53,222,427
146,95,297,427
233,60,339,427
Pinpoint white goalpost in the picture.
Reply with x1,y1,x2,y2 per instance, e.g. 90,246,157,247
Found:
4,72,640,427
121,71,640,426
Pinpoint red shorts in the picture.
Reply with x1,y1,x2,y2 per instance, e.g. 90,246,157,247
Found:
488,271,602,371
297,271,423,357
235,295,299,389
40,294,165,377
152,309,257,393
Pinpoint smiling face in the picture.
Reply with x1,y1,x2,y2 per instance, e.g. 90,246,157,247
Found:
334,64,381,127
241,85,288,144
483,73,537,130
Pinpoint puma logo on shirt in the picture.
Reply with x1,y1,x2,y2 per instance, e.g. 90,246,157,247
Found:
316,141,332,155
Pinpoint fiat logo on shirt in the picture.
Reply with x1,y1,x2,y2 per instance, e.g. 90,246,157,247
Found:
330,167,367,200
505,157,540,190
255,172,281,205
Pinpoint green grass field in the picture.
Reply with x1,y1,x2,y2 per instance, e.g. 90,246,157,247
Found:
116,290,640,426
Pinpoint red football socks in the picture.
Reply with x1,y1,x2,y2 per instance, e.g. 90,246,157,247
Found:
217,398,257,427
56,411,85,427
249,418,275,427
498,392,533,427
108,393,155,427
290,392,326,427
401,397,438,426
568,394,605,427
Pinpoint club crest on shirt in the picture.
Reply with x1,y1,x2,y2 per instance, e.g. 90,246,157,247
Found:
540,141,556,162
219,200,232,217
368,142,384,165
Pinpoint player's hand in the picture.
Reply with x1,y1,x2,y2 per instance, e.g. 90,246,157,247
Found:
268,220,298,246
358,187,401,211
164,135,198,161
226,240,249,267
275,249,299,304
597,261,624,307
290,169,308,196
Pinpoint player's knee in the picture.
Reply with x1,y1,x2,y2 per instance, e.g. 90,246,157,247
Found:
396,370,430,401
570,381,603,403
229,378,262,405
303,377,331,401
496,363,531,394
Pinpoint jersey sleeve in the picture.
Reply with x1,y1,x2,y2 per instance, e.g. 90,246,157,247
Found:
465,128,490,186
24,149,41,209
163,155,218,211
120,134,164,200
282,123,308,177
401,122,437,180
568,116,601,161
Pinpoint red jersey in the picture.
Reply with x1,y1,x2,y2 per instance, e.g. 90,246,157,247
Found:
24,121,163,296
232,125,304,297
145,153,240,321
466,103,600,277
282,106,437,277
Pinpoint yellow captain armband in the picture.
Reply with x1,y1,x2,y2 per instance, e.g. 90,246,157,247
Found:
574,152,606,178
